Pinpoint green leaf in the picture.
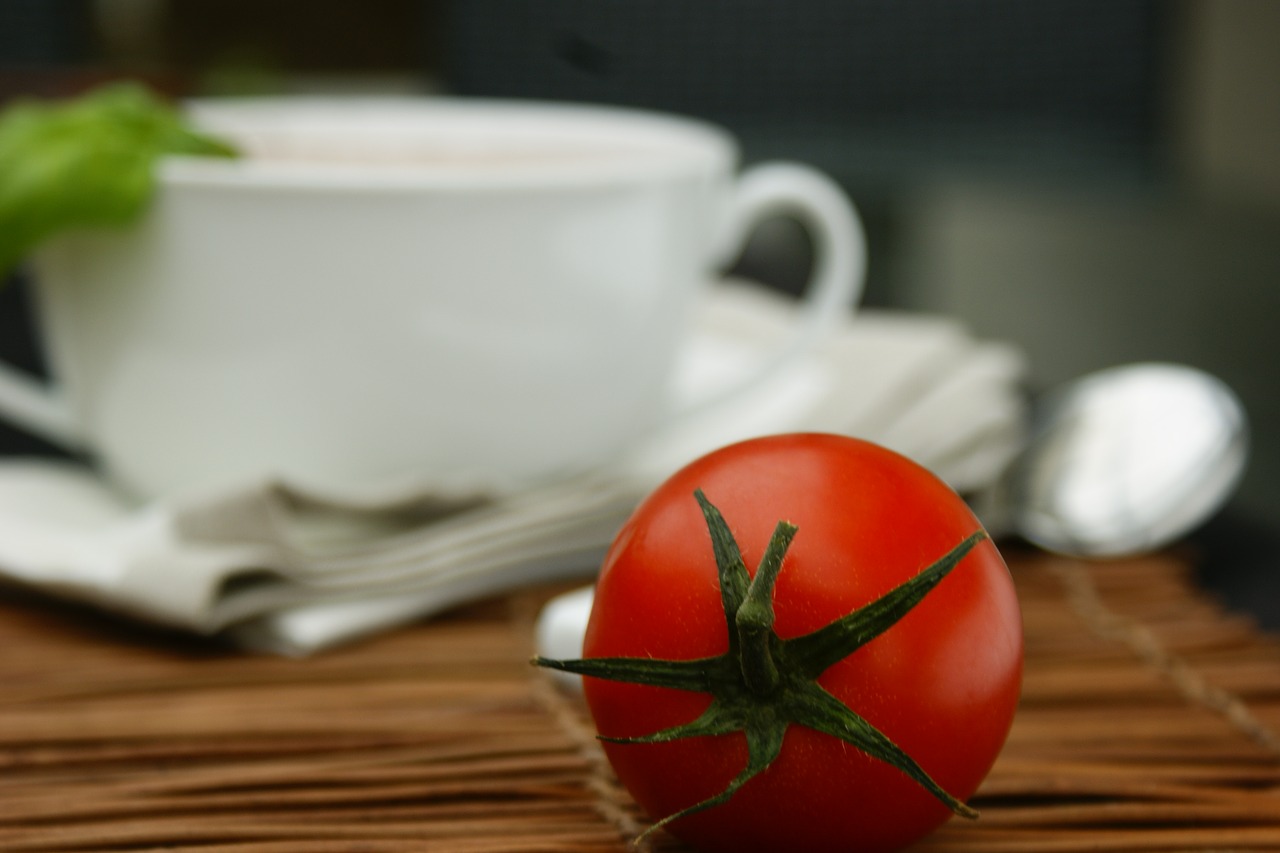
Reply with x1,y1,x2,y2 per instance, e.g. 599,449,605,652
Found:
782,530,988,679
695,489,751,656
530,653,727,693
784,680,979,819
597,697,747,745
636,711,787,843
0,82,238,279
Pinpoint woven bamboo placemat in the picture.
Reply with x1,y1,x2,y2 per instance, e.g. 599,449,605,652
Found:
2,550,1279,852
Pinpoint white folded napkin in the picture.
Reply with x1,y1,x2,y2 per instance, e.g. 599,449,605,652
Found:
0,284,1027,654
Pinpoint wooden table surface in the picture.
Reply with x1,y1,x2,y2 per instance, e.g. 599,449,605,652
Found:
3,549,1280,852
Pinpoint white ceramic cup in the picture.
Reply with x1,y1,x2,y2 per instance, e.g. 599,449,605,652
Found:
0,97,865,499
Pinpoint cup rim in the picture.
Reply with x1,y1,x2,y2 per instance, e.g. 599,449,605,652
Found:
164,95,739,191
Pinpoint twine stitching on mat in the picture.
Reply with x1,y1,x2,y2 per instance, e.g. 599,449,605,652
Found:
532,676,655,850
512,590,654,849
1050,559,1280,756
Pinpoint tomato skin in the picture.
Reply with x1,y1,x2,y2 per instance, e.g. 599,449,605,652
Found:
582,434,1023,853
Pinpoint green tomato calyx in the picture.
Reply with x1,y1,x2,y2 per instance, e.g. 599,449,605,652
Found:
534,489,985,841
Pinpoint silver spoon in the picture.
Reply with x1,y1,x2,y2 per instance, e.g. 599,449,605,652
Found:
981,362,1249,558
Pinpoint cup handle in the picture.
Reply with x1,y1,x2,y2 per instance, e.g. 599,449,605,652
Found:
0,360,86,450
678,161,866,418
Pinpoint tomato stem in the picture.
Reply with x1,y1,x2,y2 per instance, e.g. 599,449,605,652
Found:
735,519,797,696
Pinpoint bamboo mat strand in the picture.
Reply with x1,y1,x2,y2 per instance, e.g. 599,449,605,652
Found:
2,550,1280,851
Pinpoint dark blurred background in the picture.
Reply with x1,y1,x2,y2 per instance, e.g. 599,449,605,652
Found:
2,0,1277,621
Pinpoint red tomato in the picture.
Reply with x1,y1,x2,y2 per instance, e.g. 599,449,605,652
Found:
574,434,1022,853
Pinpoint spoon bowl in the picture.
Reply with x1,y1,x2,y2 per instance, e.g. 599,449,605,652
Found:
1003,362,1248,558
